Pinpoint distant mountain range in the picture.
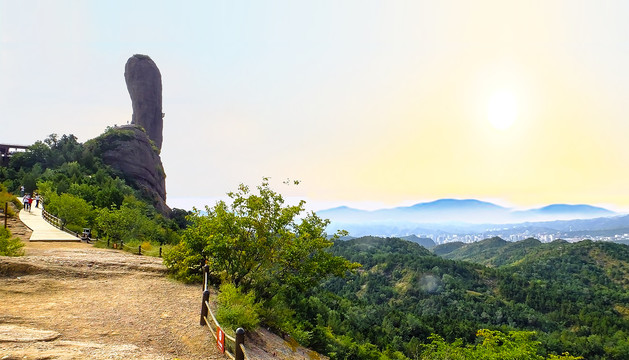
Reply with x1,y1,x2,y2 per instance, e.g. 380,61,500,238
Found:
317,199,621,237
318,199,616,224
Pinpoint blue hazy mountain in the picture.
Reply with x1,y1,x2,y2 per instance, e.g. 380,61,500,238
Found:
318,199,616,224
317,199,620,237
518,204,615,219
318,199,512,224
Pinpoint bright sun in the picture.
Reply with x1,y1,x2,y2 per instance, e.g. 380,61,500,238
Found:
487,91,517,130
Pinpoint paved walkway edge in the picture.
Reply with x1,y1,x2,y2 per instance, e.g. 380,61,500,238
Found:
18,206,80,242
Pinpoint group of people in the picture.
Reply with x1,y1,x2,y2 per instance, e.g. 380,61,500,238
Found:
22,193,41,212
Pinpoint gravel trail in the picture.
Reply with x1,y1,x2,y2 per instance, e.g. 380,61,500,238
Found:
0,241,223,360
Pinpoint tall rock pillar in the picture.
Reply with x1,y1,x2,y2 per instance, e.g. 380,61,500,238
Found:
124,54,163,150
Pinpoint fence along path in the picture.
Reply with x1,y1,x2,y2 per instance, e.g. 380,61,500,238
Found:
18,205,79,241
200,265,250,360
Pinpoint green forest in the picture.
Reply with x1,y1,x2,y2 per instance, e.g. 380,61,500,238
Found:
294,236,629,359
3,133,629,359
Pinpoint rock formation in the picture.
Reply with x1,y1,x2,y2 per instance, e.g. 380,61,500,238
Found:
86,55,169,215
124,54,163,150
89,126,169,215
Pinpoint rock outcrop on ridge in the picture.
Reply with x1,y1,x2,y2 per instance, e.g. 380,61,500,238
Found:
87,126,169,215
86,54,169,215
124,54,163,151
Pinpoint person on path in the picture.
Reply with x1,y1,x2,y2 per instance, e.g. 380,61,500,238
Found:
20,185,24,197
35,194,40,208
22,194,30,211
28,195,34,212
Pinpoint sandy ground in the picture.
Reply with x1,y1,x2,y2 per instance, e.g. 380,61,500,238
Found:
0,241,221,360
0,216,327,360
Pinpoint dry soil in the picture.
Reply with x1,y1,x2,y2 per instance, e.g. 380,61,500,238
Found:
0,219,326,360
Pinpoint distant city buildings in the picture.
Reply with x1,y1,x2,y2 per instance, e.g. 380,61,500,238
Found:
424,232,629,244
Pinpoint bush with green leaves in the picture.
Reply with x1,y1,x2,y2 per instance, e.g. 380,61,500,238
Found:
44,192,93,233
216,282,261,332
162,242,202,283
166,179,359,335
0,228,24,256
0,184,21,217
94,196,167,248
170,179,358,292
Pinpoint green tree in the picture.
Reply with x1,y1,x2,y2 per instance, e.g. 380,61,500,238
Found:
171,179,358,295
45,193,93,231
94,196,164,246
165,179,359,339
95,206,130,244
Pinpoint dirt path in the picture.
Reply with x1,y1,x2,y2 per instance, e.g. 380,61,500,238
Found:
0,241,222,360
1,212,328,360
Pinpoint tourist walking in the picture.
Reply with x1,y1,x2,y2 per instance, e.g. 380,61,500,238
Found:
28,195,34,212
35,194,40,208
22,194,30,211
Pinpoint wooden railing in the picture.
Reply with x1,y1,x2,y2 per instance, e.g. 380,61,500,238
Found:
200,265,250,360
42,209,78,237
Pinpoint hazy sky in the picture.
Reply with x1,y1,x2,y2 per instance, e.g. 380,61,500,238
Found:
2,1,629,211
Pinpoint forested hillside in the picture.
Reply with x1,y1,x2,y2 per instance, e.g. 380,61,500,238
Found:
497,240,629,358
433,236,544,266
290,236,629,359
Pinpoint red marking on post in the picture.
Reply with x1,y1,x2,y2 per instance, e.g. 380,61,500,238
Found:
217,326,225,353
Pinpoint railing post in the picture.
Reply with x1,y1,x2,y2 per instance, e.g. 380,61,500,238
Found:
235,328,245,360
200,289,210,326
203,264,209,291
200,264,210,326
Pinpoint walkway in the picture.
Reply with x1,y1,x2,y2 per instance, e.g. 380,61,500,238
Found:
18,205,79,241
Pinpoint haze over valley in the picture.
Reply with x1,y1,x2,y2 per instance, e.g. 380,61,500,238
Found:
318,199,629,243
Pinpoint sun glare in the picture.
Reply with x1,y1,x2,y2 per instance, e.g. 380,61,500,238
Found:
487,91,517,130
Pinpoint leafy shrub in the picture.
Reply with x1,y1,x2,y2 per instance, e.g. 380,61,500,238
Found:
45,192,93,229
216,282,261,332
0,185,21,217
162,242,202,283
259,294,312,346
0,228,24,256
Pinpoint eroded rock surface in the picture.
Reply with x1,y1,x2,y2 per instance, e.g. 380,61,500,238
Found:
124,54,163,150
0,325,60,343
87,125,169,215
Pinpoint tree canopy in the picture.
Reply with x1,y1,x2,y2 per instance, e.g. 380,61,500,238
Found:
164,179,359,337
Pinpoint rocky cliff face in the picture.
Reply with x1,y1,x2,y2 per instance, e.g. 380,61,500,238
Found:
124,54,163,151
88,126,169,215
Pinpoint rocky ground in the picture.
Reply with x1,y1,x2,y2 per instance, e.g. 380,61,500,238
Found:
0,217,326,360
